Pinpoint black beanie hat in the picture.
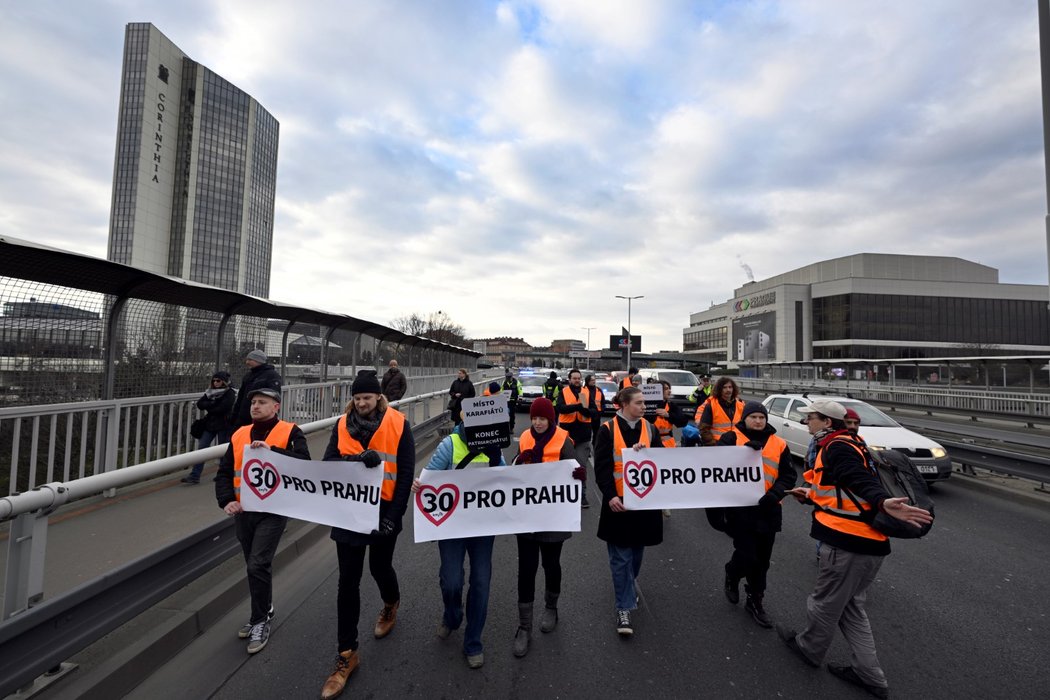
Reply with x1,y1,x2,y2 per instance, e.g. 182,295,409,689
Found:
351,370,382,395
742,400,767,420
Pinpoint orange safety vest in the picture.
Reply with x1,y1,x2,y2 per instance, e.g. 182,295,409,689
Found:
654,402,676,448
706,399,744,441
230,420,296,502
808,437,887,542
518,426,571,463
608,417,652,498
693,395,712,422
729,427,787,492
336,409,407,502
558,386,593,424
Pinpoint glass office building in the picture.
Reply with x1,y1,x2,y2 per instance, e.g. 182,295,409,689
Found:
106,23,279,299
683,254,1050,364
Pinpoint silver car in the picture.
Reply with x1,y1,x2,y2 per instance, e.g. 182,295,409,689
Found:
761,394,952,482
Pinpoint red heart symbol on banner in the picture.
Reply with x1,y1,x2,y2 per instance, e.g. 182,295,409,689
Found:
244,458,280,500
624,460,657,499
415,483,461,526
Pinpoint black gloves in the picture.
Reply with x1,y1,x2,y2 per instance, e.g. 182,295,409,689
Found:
343,450,382,468
371,517,398,536
744,440,763,451
571,465,587,481
576,404,589,414
517,449,537,465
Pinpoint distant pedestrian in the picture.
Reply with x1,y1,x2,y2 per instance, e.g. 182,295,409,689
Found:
594,386,664,637
448,369,475,426
542,371,561,401
502,369,524,433
231,349,282,428
618,367,639,391
183,370,236,484
511,397,585,658
696,377,743,445
555,368,597,508
650,380,689,448
411,417,503,669
716,401,796,628
214,388,310,655
320,371,415,699
380,360,407,402
779,400,932,698
585,374,604,445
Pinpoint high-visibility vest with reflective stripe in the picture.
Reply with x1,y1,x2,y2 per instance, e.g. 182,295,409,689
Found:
654,402,676,448
336,409,407,502
810,437,887,542
231,420,296,502
609,418,652,498
693,395,712,422
729,427,786,492
558,386,593,424
450,433,491,467
707,399,744,440
518,426,570,463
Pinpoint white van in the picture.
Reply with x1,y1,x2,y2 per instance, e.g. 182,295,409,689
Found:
634,369,701,408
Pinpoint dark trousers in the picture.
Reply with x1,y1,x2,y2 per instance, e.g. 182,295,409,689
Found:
336,536,401,651
235,511,288,624
516,536,564,603
726,530,777,594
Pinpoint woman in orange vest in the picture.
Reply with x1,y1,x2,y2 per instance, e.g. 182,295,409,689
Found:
650,380,689,448
510,397,585,657
594,386,663,637
715,401,796,628
318,371,416,700
697,377,743,445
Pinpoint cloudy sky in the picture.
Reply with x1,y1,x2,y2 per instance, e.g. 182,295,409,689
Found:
0,1,1046,352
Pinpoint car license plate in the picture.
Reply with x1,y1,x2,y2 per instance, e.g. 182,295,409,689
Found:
916,464,938,474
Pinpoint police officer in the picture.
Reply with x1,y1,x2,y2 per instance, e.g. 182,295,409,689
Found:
501,369,524,432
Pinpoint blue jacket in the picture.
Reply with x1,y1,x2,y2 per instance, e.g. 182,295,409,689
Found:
425,425,505,470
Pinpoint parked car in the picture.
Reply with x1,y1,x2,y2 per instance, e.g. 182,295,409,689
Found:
761,394,952,482
634,369,701,409
597,380,619,415
517,375,547,412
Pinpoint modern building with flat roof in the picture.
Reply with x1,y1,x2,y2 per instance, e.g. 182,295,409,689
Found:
106,23,279,298
683,253,1050,366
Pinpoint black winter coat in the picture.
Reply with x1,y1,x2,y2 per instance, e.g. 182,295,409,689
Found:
595,415,664,548
717,422,797,534
197,388,236,434
381,369,407,401
448,377,475,419
231,364,283,427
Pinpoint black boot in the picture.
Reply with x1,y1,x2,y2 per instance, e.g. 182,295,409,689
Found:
745,587,773,628
513,603,532,657
724,563,740,605
540,591,559,633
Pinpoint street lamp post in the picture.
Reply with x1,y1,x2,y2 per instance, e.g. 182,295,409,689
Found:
615,295,644,370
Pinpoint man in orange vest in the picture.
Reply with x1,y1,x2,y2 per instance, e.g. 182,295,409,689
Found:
554,368,598,508
780,400,932,699
214,387,311,655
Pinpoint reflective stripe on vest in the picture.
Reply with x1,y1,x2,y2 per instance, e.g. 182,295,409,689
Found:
810,437,887,541
558,386,592,424
654,402,676,448
450,433,491,467
610,418,652,498
709,399,744,439
336,409,407,501
231,420,296,502
729,427,785,491
518,426,570,463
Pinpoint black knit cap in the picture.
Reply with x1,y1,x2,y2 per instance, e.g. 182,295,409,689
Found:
351,370,382,395
742,400,768,419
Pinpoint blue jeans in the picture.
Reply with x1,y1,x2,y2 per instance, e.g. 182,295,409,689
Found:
189,429,229,480
438,536,494,656
607,543,645,611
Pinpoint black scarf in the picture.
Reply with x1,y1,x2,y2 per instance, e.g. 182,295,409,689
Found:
347,408,384,445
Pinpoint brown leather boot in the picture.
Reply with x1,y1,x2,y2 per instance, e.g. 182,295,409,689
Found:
320,649,358,699
374,600,399,639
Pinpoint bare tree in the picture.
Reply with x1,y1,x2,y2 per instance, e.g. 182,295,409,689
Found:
391,310,469,348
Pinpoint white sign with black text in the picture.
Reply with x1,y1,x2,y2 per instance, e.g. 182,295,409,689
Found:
621,446,764,510
239,447,383,534
461,394,511,449
641,382,663,416
413,461,582,542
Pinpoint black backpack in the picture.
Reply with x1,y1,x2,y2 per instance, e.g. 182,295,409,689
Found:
837,447,935,539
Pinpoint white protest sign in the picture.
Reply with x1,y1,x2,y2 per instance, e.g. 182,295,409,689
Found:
413,461,581,542
240,447,383,534
622,446,764,510
461,394,510,449
641,382,663,416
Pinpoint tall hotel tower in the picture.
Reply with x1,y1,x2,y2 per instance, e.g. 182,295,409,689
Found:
106,23,279,298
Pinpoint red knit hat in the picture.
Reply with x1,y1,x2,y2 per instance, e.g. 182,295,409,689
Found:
530,397,556,423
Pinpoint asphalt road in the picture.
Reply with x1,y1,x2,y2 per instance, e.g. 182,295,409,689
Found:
131,437,1050,700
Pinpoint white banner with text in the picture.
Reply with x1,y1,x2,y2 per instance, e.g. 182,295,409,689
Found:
413,461,582,542
240,447,383,534
621,446,764,510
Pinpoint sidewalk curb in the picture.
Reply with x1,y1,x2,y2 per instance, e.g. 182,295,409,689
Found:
947,468,1050,509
